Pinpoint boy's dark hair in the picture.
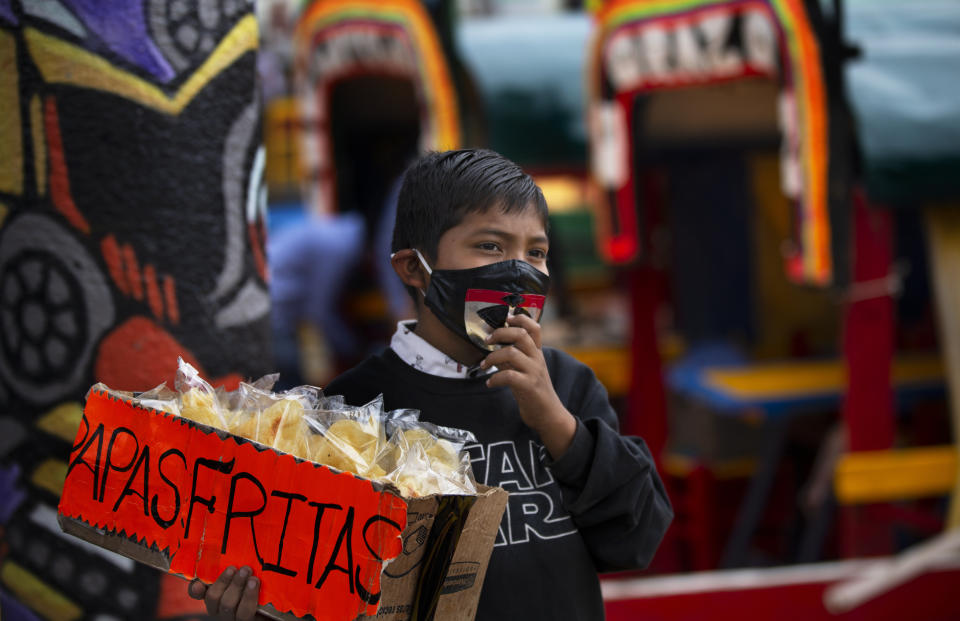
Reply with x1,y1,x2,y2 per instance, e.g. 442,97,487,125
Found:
391,149,549,265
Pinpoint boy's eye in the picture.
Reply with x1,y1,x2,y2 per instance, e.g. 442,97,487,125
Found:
478,242,501,252
528,248,548,260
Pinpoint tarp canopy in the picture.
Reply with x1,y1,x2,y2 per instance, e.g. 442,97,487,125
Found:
457,13,590,168
846,0,960,206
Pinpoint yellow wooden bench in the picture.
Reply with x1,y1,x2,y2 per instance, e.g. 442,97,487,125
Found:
703,354,943,404
834,445,958,505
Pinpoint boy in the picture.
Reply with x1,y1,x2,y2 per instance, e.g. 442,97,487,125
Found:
191,149,672,619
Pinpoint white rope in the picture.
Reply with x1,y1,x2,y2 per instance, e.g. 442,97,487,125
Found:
823,528,960,613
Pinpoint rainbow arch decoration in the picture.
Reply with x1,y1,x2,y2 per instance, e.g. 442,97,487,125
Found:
588,0,834,286
294,0,460,215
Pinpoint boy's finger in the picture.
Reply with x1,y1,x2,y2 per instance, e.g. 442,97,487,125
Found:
235,576,260,621
188,579,207,600
486,326,537,357
218,566,251,618
483,344,533,374
486,369,522,390
204,567,236,615
506,313,542,347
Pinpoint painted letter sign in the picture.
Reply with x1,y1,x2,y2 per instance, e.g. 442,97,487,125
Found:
58,389,408,621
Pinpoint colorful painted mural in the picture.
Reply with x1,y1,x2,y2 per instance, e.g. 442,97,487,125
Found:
0,1,271,618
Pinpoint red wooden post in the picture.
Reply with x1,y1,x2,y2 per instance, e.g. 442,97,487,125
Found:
841,189,896,556
626,266,669,463
622,170,677,569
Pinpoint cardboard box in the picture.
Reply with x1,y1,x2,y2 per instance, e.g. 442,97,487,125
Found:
357,486,506,621
58,387,507,621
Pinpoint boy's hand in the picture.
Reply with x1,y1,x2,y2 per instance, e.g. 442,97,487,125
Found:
481,313,577,459
187,566,262,620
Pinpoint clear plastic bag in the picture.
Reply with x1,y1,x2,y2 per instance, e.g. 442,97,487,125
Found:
379,420,477,497
271,392,316,461
231,382,275,445
175,358,229,429
306,395,387,478
383,408,421,438
133,382,181,416
231,382,316,461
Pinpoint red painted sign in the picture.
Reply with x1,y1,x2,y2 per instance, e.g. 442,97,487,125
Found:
602,2,779,95
59,389,408,620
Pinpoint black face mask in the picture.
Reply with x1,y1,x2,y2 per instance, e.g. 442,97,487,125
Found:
414,250,550,352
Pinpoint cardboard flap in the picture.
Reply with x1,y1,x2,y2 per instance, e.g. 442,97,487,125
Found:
356,487,508,621
434,486,508,621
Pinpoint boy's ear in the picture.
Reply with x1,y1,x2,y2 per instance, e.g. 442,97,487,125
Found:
391,249,428,291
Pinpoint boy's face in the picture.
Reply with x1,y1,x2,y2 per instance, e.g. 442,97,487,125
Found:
432,204,549,275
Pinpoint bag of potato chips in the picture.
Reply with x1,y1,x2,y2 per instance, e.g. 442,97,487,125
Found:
132,382,181,416
231,382,317,461
175,358,230,430
383,408,421,438
87,382,181,416
231,382,276,445
306,395,387,479
378,420,477,497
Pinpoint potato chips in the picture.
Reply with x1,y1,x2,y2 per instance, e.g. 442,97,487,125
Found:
128,358,478,497
179,388,227,429
381,422,477,496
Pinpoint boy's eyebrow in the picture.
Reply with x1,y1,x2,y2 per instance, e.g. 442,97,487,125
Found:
473,228,550,245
